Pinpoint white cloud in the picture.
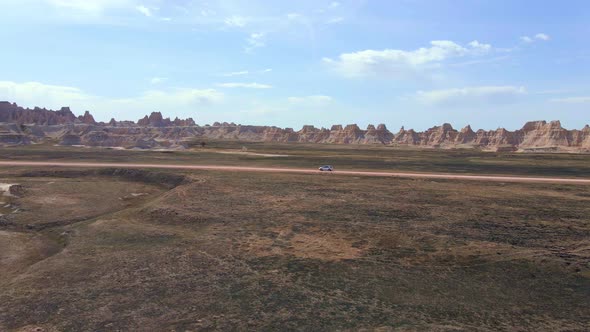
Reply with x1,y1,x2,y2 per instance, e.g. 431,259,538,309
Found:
150,77,167,84
520,36,533,43
521,33,550,43
118,88,223,108
287,13,302,20
0,81,91,108
0,81,223,120
200,9,215,17
288,95,333,104
415,86,527,106
535,33,550,41
549,96,590,104
326,17,344,24
316,1,341,13
224,15,247,27
249,32,265,45
45,0,133,14
239,107,278,116
216,82,272,89
468,40,491,53
245,32,266,52
329,2,341,9
449,55,511,67
221,69,272,77
323,40,492,78
222,71,250,77
135,5,152,17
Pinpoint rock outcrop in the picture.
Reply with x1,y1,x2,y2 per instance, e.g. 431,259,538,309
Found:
0,123,31,145
389,121,589,152
78,111,96,124
1,101,588,152
0,102,77,125
137,112,195,127
8,184,25,197
393,127,420,145
138,112,167,127
455,125,476,144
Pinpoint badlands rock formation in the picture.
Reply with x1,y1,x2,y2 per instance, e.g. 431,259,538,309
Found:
0,102,589,152
0,101,78,125
137,112,196,127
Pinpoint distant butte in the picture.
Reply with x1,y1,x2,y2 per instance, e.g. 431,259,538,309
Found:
0,101,589,152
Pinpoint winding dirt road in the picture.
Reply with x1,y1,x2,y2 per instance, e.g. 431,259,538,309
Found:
1,161,589,185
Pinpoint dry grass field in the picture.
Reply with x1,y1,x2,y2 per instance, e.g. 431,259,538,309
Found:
0,144,589,331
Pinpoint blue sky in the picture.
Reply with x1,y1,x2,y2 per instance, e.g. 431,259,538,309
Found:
0,0,589,130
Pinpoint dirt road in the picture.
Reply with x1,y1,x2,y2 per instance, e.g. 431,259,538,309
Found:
1,161,589,184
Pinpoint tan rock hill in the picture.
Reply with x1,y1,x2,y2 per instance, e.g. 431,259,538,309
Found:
519,120,570,148
393,127,420,145
455,125,476,144
0,102,588,152
570,125,590,149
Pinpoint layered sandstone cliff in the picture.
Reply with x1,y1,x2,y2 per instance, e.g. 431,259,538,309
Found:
0,102,588,152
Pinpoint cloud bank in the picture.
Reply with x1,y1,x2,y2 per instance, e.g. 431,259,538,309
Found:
323,40,492,78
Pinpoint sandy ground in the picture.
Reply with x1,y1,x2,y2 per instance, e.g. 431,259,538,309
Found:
0,161,589,184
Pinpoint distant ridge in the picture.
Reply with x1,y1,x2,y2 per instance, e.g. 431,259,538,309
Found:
1,101,589,152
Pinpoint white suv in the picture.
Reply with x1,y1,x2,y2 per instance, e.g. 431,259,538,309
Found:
318,165,334,171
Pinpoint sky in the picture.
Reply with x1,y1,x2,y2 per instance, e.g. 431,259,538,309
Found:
0,0,589,130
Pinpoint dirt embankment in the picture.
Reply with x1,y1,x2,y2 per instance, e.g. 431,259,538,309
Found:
0,168,189,290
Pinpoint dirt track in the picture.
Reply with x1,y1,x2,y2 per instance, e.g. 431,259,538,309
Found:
1,160,590,185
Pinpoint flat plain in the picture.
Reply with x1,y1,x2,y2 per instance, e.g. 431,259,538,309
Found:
0,143,589,331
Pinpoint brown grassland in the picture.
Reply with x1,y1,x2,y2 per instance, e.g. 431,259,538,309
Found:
0,143,589,331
